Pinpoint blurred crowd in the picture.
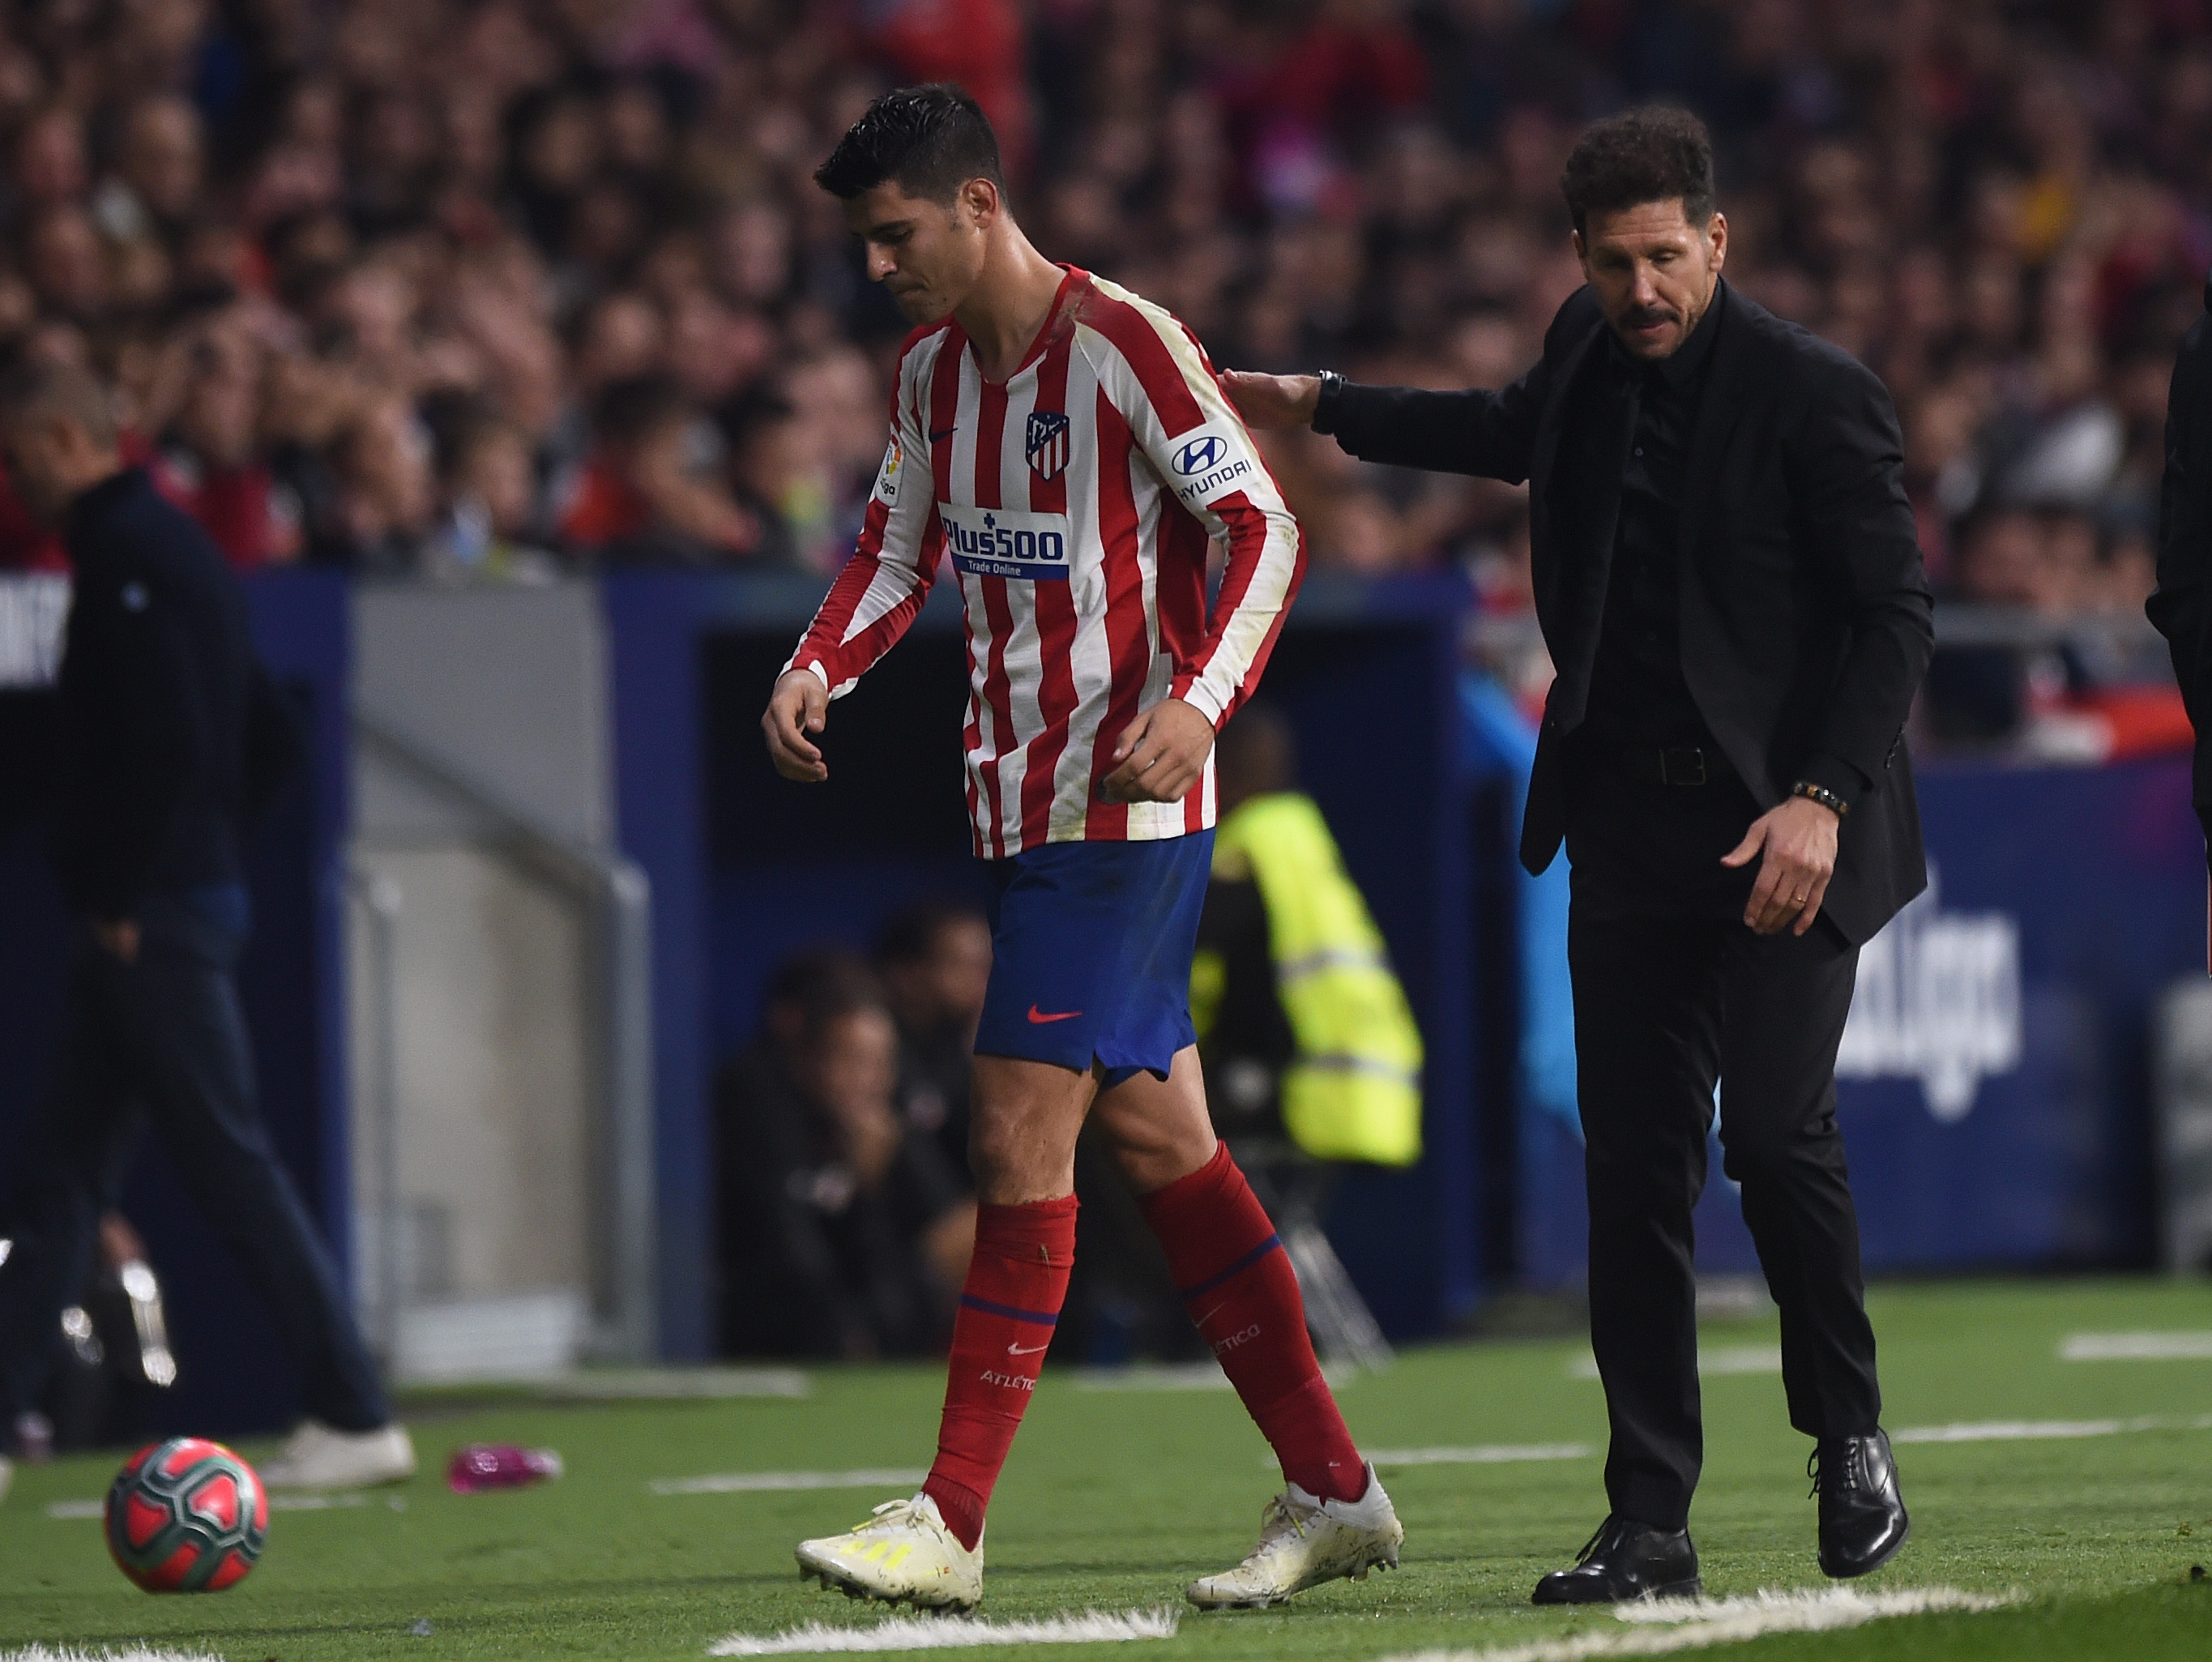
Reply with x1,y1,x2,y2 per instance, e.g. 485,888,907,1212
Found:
0,0,2201,625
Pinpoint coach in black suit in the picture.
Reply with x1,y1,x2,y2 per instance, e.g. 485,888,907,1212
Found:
1228,109,1928,1600
2148,274,2212,867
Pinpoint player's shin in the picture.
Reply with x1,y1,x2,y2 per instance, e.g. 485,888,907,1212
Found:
1141,1143,1366,1503
920,1194,1078,1551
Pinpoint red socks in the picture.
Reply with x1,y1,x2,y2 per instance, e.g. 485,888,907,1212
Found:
1141,1143,1366,1503
921,1194,1078,1551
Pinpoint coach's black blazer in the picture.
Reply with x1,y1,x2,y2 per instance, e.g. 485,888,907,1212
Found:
1319,280,1934,945
2148,281,2212,835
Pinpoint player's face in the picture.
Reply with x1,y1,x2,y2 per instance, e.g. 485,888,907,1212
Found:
843,181,991,324
1574,199,1727,361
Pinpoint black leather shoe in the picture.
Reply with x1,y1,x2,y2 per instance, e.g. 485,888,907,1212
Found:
1531,1515,1702,1604
1813,1429,1910,1578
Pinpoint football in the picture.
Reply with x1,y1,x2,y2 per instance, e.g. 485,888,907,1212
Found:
103,1438,268,1593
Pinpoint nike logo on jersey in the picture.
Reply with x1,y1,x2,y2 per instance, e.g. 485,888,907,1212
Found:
929,425,957,441
1027,1005,1082,1023
1006,1341,1050,1356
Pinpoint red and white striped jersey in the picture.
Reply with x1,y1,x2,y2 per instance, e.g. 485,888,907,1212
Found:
784,267,1305,858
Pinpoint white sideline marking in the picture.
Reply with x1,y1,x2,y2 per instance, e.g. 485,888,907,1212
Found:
1070,1362,1356,1392
651,1468,928,1497
707,1608,1179,1655
1368,1443,1593,1468
1375,1586,2014,1662
1891,1412,2212,1444
2061,1330,2212,1361
1570,1348,1778,1380
47,1492,369,1520
1,1650,227,1662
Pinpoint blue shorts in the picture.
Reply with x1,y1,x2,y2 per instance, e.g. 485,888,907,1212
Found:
974,831,1214,1088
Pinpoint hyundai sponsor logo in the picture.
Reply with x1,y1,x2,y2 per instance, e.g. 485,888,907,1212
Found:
1172,434,1227,476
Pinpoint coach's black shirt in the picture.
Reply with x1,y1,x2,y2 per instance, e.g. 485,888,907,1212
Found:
1580,284,1724,750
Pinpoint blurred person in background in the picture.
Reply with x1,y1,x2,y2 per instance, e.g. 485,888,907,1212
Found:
1229,105,1928,1603
0,361,412,1495
559,370,758,564
716,950,975,1361
872,899,993,1184
419,395,558,585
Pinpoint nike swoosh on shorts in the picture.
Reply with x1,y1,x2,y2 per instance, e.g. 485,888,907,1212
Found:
1027,1005,1083,1023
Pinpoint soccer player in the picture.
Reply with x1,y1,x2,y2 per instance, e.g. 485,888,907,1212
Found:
760,84,1403,1613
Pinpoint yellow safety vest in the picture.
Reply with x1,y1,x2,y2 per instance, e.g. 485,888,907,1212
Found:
1198,793,1424,1166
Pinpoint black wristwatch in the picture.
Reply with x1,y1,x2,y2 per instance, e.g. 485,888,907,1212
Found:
1313,369,1345,434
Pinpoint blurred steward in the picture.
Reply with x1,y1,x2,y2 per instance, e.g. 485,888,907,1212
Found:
716,951,976,1361
1192,704,1422,1167
873,900,993,1185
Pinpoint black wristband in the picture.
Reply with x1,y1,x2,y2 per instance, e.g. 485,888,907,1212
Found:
1791,780,1850,818
1313,369,1345,434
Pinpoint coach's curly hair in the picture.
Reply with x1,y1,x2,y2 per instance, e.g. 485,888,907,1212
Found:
1559,107,1717,236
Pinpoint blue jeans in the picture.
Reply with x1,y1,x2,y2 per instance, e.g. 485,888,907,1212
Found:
0,889,389,1431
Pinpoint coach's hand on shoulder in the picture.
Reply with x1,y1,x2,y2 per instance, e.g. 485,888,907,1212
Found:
1722,797,1839,937
763,669,831,783
1218,370,1320,432
1102,699,1215,804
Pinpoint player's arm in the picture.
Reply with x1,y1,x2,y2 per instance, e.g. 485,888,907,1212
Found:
763,348,943,783
1098,310,1305,804
1221,293,1596,483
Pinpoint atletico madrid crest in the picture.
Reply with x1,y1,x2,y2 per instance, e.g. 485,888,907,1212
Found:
1026,410,1070,482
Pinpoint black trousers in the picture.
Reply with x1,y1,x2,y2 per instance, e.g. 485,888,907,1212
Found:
0,895,389,1432
1565,747,1882,1532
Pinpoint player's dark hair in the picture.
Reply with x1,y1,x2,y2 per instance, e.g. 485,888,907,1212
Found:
1559,106,1716,237
813,83,1004,206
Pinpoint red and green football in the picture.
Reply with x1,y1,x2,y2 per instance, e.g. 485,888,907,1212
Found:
103,1437,268,1592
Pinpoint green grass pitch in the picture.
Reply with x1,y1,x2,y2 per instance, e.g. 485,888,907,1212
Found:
2,1279,2210,1660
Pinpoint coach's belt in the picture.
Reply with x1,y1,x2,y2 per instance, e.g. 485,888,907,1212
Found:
1610,744,1733,787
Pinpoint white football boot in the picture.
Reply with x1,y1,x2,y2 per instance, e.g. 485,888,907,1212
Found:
796,1493,984,1611
1188,1463,1403,1609
258,1421,417,1490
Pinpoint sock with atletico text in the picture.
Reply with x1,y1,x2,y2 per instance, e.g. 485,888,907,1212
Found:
1141,1143,1366,1503
920,1193,1078,1552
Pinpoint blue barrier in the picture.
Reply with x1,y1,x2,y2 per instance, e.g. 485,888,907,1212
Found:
0,569,351,1438
1510,740,2202,1285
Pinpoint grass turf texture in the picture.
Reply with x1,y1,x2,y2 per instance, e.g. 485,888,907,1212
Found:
1,1279,2208,1661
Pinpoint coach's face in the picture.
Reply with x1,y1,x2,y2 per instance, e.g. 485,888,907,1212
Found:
1574,198,1727,361
844,179,993,324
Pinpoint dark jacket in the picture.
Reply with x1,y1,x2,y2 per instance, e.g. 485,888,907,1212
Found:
2149,283,2212,821
54,468,297,919
1318,281,1934,944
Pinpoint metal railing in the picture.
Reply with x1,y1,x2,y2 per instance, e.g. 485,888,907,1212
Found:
350,705,659,1363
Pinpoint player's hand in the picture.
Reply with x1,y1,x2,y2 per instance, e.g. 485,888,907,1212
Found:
762,669,831,782
1102,698,1215,804
1218,370,1321,432
1722,796,1839,936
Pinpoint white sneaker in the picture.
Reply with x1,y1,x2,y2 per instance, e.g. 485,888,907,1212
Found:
1188,1463,1403,1609
796,1493,984,1611
258,1421,416,1491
